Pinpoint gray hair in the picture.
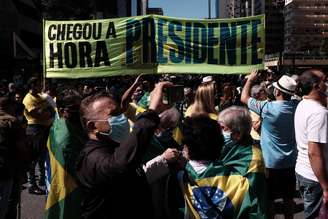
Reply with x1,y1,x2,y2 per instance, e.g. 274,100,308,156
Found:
251,85,262,98
159,107,181,130
219,106,252,139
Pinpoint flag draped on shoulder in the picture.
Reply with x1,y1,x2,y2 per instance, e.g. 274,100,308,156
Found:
45,118,85,219
179,144,267,219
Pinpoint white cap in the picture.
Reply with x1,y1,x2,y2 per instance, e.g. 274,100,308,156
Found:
202,76,214,84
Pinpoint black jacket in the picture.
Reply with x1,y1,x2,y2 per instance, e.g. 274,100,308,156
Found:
76,111,160,219
0,110,27,181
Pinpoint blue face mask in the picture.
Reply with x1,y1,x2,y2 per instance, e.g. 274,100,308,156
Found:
100,114,130,143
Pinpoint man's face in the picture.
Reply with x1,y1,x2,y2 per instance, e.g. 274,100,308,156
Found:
90,97,118,135
313,70,327,105
132,86,143,101
83,86,92,95
62,99,81,124
31,81,42,93
15,94,22,102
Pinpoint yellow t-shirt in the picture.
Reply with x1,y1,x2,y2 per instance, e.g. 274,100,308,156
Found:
185,106,218,121
23,92,52,126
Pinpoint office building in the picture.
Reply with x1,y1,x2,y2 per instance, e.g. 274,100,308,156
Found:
216,0,264,18
0,0,42,76
266,0,285,54
284,0,328,53
146,7,163,15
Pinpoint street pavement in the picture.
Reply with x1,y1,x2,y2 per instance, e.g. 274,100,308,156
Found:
273,197,305,219
20,187,45,219
19,187,305,219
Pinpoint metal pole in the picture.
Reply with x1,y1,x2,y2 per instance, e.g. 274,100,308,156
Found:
13,32,16,58
245,0,249,17
208,0,211,18
251,0,255,16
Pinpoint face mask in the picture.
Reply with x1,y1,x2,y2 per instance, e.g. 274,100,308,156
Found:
155,129,172,143
107,114,130,143
222,131,233,145
273,88,278,97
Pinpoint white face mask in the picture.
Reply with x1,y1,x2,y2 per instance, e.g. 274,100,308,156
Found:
273,88,279,98
222,131,233,144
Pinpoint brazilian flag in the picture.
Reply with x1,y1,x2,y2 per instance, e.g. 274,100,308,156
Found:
134,105,183,163
137,92,150,109
45,118,85,219
179,144,267,219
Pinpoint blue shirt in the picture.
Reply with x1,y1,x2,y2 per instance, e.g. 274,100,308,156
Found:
248,98,299,168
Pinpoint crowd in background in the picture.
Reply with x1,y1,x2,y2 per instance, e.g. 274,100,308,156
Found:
0,68,327,219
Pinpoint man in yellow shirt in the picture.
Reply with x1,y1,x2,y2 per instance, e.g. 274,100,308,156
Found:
23,77,54,195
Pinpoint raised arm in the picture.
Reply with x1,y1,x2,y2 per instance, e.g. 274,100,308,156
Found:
120,74,143,113
98,81,173,182
241,69,259,104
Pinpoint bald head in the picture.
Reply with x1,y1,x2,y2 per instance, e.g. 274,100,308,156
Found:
299,69,326,96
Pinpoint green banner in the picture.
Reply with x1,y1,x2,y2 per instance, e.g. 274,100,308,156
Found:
44,15,265,78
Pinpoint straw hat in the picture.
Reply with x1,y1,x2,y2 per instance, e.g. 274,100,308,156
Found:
272,75,297,95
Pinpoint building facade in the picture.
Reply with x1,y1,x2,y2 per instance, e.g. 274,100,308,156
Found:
146,7,163,15
216,0,264,18
284,0,328,54
265,0,285,54
142,0,164,16
0,0,143,78
216,0,229,18
0,0,42,77
93,0,144,18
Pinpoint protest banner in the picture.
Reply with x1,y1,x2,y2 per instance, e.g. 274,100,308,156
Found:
44,15,265,78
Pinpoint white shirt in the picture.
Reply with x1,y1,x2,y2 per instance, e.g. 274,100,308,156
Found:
188,160,210,174
143,155,169,184
295,99,328,182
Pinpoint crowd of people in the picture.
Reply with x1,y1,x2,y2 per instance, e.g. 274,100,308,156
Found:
0,68,327,219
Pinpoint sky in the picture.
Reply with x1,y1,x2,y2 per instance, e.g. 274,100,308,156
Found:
148,0,217,19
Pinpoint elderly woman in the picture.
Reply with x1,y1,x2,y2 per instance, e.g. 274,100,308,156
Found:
179,107,267,219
